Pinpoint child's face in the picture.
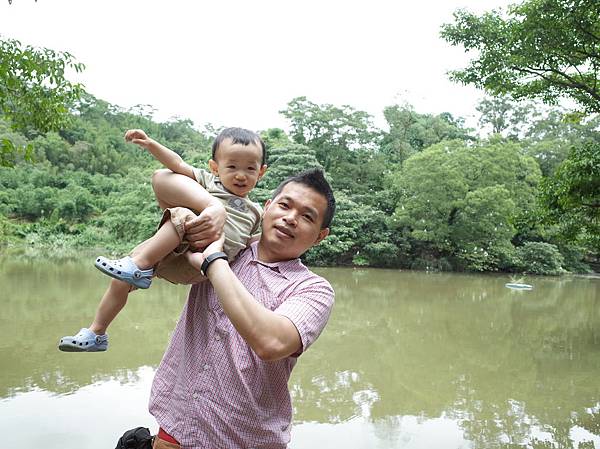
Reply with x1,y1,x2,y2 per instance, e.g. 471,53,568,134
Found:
209,138,267,197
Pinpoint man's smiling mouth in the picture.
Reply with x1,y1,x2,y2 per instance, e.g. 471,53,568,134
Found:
274,224,294,238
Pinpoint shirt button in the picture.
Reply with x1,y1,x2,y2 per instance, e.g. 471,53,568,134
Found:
192,393,199,399
203,364,210,371
215,335,221,341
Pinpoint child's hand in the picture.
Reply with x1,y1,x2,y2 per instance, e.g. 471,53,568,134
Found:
124,129,151,148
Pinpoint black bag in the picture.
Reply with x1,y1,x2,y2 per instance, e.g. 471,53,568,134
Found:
115,427,154,449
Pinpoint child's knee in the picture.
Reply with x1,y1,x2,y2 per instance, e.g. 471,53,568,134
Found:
152,169,174,209
151,168,172,188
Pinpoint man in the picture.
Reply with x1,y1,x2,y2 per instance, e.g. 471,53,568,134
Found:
149,168,336,449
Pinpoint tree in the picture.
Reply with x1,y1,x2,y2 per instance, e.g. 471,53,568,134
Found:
0,37,85,167
304,191,404,268
391,139,541,271
251,142,322,204
381,104,474,163
515,241,565,275
521,110,600,176
540,141,600,251
442,0,600,261
441,0,600,113
260,128,291,151
280,96,379,171
475,95,534,138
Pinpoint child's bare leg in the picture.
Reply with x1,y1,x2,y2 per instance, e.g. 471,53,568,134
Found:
129,220,181,270
152,169,219,212
89,220,184,334
89,279,131,335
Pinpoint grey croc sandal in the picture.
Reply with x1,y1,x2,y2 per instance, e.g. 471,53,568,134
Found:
59,328,108,352
94,255,154,289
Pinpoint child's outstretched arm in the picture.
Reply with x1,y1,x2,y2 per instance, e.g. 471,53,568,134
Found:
125,129,195,179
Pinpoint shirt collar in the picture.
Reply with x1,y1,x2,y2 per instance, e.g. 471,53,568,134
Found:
249,241,302,278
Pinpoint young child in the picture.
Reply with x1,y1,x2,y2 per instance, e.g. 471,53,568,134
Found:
59,127,267,352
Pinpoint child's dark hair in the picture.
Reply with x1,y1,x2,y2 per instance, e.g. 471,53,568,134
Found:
212,127,266,165
271,168,336,229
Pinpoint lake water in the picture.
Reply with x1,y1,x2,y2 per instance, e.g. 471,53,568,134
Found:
1,249,599,448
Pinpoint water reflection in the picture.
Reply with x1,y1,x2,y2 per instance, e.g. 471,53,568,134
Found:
0,249,188,397
1,252,599,448
292,268,600,448
0,367,157,449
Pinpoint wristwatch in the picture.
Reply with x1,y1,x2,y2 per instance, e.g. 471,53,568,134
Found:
200,252,228,276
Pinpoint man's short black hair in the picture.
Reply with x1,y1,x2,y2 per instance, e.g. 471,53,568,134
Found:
212,127,267,165
271,168,336,229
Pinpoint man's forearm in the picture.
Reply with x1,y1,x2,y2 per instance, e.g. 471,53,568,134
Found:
207,259,302,361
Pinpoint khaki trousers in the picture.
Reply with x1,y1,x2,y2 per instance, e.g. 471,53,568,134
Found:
152,436,181,449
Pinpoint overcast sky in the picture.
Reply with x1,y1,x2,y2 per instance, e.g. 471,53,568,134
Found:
0,0,513,132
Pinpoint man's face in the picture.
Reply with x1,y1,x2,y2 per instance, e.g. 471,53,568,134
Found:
258,182,330,263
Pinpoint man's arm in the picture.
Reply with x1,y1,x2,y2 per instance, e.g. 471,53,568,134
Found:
186,239,302,362
211,259,303,361
125,129,195,179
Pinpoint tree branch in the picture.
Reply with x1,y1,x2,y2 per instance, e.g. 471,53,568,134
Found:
513,65,600,104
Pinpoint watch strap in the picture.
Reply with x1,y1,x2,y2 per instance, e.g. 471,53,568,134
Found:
200,252,228,276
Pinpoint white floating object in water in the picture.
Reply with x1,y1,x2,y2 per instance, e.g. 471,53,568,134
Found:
505,283,533,290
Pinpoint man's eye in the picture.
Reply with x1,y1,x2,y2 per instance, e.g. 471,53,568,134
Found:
248,167,256,171
279,202,289,209
227,165,235,169
303,214,314,222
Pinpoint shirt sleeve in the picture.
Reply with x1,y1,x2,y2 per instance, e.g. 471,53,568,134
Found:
192,167,214,188
274,277,335,355
250,203,263,238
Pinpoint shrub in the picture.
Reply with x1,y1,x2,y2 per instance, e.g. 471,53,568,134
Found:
515,242,564,275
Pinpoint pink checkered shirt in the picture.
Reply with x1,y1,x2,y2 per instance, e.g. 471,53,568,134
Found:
149,242,335,449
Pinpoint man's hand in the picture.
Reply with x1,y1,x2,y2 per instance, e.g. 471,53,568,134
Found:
184,233,226,271
184,204,226,250
124,129,152,149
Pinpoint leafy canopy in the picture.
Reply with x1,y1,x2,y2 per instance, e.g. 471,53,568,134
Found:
0,37,85,167
441,0,600,113
540,141,600,251
391,139,541,271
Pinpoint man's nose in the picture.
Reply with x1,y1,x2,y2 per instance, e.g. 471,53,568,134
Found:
282,211,298,227
235,172,246,180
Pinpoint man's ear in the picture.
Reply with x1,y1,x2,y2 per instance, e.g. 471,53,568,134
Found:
208,159,219,176
264,198,272,210
314,228,329,245
258,164,268,180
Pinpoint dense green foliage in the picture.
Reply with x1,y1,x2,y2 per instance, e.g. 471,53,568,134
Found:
0,37,85,167
3,93,596,274
389,139,540,271
441,0,600,263
2,5,599,275
540,141,600,251
441,0,600,113
0,95,212,253
515,241,565,275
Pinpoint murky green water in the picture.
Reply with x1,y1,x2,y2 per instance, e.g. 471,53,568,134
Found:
1,249,599,448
